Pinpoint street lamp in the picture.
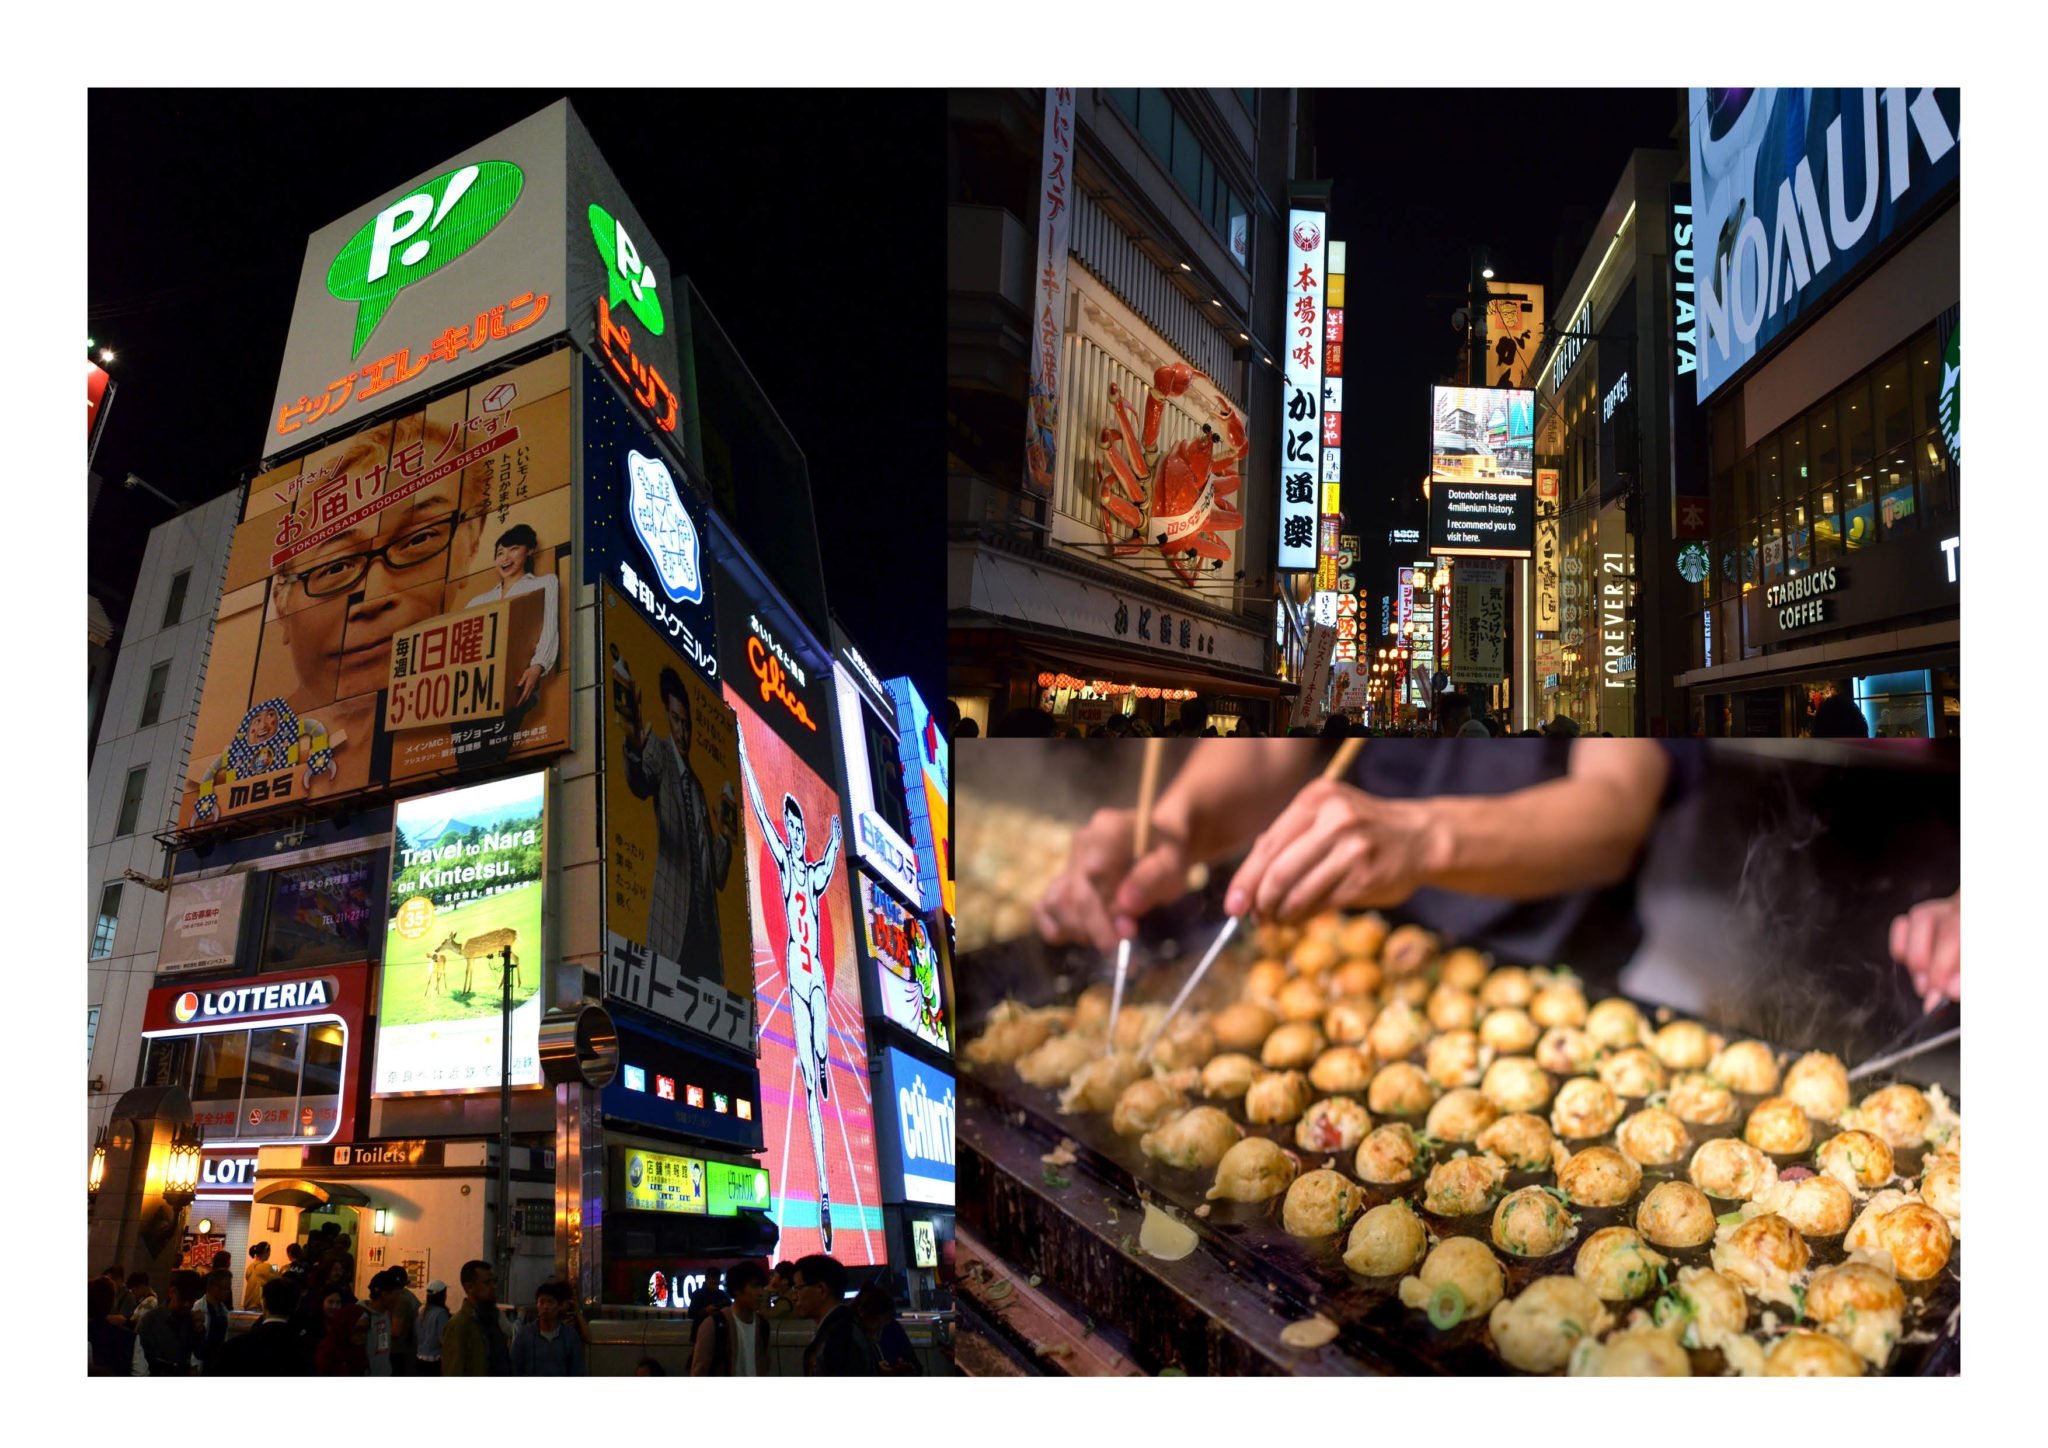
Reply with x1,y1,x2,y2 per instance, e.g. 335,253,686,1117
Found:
162,1123,203,1212
88,1125,108,1204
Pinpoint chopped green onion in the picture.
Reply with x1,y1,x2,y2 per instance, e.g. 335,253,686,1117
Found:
1427,1281,1467,1330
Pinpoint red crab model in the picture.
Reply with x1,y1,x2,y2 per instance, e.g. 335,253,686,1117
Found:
1095,362,1246,587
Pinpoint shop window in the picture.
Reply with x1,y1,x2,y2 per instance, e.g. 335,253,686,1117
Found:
1783,494,1812,575
1842,472,1876,551
300,1022,345,1137
140,1035,194,1092
1806,397,1839,481
1919,434,1953,517
1855,669,1936,739
115,764,149,837
1761,507,1784,585
1811,482,1843,564
1878,447,1920,539
192,1030,249,1108
162,569,191,629
1137,89,1173,161
1841,375,1875,469
1758,429,1784,519
1875,352,1912,452
91,882,121,959
1712,533,1737,600
138,660,171,729
241,1025,304,1130
1909,328,1942,438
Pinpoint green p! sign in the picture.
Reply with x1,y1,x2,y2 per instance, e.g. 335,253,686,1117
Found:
588,203,664,335
328,161,527,359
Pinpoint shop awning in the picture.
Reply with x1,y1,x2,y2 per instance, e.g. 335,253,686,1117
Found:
253,1177,372,1210
966,622,1291,699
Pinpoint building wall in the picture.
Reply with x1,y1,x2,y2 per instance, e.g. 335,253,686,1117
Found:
87,487,244,1146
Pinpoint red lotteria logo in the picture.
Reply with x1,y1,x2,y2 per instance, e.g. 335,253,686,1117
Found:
173,993,200,1023
1293,221,1321,253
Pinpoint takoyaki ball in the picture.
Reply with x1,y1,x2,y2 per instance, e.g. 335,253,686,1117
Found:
1111,1076,1187,1137
1425,1030,1484,1089
1330,957,1383,998
1206,1136,1299,1202
1210,1001,1279,1054
1427,982,1481,1033
1574,1226,1669,1302
1776,1175,1855,1238
1110,1004,1167,1055
1713,1213,1811,1294
1666,1071,1739,1126
1487,1276,1612,1375
1659,1267,1748,1349
1391,976,1436,1008
1072,982,1114,1031
1782,1050,1850,1123
964,1010,1054,1066
1649,1019,1718,1071
1850,1083,1933,1150
1290,935,1340,977
1281,1168,1365,1237
1597,1047,1667,1099
1309,1045,1375,1095
1015,1029,1104,1088
1322,995,1376,1045
1276,975,1331,1017
1763,1330,1865,1377
1367,999,1431,1061
1615,1108,1690,1168
1556,1146,1643,1208
1807,1261,1906,1366
1398,1236,1507,1324
1847,1197,1953,1281
1339,912,1389,961
1493,1186,1577,1257
1241,959,1289,1008
1426,1088,1500,1144
1537,1025,1600,1077
1368,1061,1439,1117
1200,1052,1261,1101
1568,1325,1691,1377
1478,965,1534,1010
1244,1069,1315,1125
1343,1199,1428,1276
1584,997,1647,1051
1148,1018,1216,1073
1356,1122,1425,1184
1301,909,1348,950
1815,1129,1895,1191
1481,1057,1554,1114
1380,923,1439,978
1260,1021,1326,1071
1689,1138,1778,1201
1439,948,1490,993
1708,1039,1781,1095
1636,1182,1717,1249
1550,1077,1624,1140
1058,1052,1145,1114
1743,1096,1814,1156
1140,1105,1241,1171
1530,979,1589,1029
1476,1113,1556,1171
1253,920,1297,958
1295,1096,1373,1155
1478,1007,1540,1056
1920,1154,1960,1230
1422,1152,1509,1216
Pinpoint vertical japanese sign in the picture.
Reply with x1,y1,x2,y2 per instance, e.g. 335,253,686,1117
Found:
1409,563,1436,707
1669,184,1709,540
1278,204,1328,570
1535,468,1561,632
1320,239,1346,579
1450,560,1507,685
1024,88,1076,498
1396,567,1415,634
1484,282,1545,388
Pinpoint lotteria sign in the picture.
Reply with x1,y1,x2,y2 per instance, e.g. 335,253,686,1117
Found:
1690,88,1960,402
171,977,339,1027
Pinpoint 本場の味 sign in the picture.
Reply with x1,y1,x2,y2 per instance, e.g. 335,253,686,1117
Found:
1277,203,1327,572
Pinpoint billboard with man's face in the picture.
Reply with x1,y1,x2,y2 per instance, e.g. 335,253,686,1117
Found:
723,681,883,1266
178,350,572,834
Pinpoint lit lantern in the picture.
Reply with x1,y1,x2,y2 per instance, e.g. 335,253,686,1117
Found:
162,1123,203,1211
1038,672,1055,687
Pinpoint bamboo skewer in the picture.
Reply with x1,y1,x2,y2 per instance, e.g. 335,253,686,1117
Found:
1105,738,1166,1053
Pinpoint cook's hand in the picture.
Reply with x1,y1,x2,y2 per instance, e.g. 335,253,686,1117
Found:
1224,780,1439,923
1035,807,1191,956
1889,891,1959,1012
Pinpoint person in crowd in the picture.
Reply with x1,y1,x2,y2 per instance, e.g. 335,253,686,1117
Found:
198,1269,234,1367
956,717,980,738
125,1271,158,1330
362,1269,398,1376
440,1260,511,1376
243,1242,279,1310
1319,713,1350,739
415,1281,450,1374
315,1301,370,1376
207,1276,306,1376
691,1261,773,1376
793,1254,878,1376
88,1279,136,1377
280,1241,308,1284
763,1261,799,1321
1544,714,1581,738
1811,692,1869,737
634,1357,667,1375
385,1268,422,1375
990,706,1057,737
511,1281,585,1376
101,1264,131,1316
854,1285,921,1376
208,1250,233,1278
137,1271,203,1376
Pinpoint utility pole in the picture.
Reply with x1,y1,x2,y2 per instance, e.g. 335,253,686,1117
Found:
498,942,514,1294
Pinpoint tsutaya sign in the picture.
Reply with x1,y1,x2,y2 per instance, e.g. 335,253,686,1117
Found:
1690,88,1960,402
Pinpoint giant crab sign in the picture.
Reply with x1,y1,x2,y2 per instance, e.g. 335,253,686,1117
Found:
1094,362,1245,588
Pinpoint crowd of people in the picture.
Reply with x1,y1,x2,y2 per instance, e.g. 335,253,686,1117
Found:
975,692,1613,739
87,1236,921,1378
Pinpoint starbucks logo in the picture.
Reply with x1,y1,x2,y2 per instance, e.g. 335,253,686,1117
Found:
1676,543,1710,585
1937,324,1959,463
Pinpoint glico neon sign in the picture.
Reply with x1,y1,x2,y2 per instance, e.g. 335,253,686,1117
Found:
745,616,816,732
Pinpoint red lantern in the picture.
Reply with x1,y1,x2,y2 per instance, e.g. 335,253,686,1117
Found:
1038,672,1055,687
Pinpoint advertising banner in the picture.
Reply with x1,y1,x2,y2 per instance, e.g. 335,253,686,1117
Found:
1277,205,1328,571
602,1018,764,1152
88,362,112,442
619,1146,709,1215
724,682,883,1264
157,873,249,974
1298,621,1337,723
181,350,572,833
261,851,381,971
1025,88,1076,498
832,663,925,909
707,1159,771,1216
374,771,547,1095
1598,281,1638,506
888,677,953,922
1429,481,1534,558
859,875,949,1053
711,550,834,779
600,584,754,1052
1690,88,1959,403
1450,560,1508,685
1431,385,1534,482
875,1046,955,1207
1485,282,1546,389
1535,468,1561,631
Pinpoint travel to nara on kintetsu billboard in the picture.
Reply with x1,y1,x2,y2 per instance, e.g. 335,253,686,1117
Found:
177,350,573,834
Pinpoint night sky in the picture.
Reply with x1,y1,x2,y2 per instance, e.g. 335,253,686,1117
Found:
86,89,945,714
